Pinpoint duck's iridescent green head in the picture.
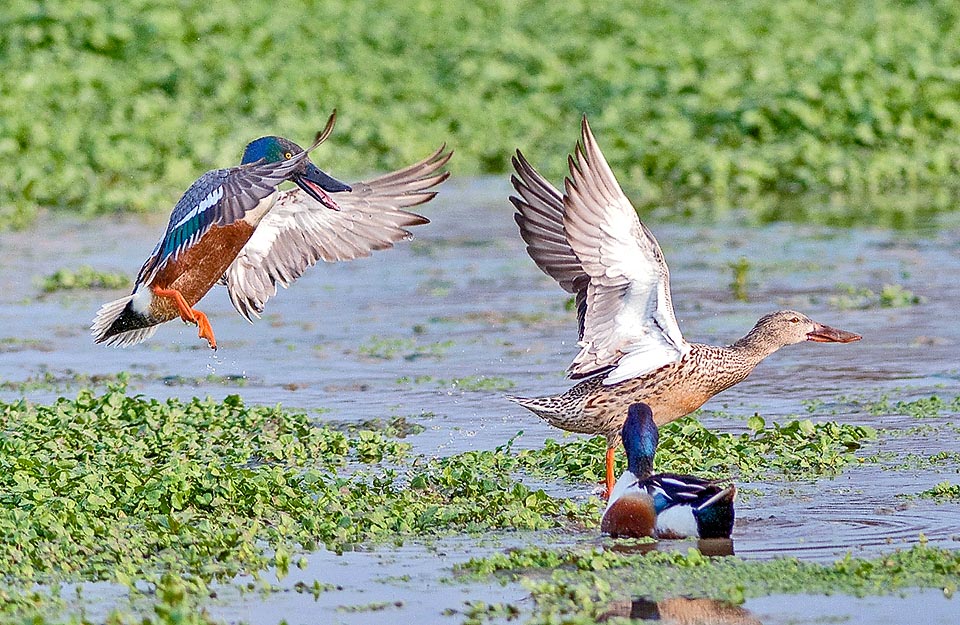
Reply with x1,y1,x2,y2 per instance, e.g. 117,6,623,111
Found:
622,403,658,478
241,136,351,210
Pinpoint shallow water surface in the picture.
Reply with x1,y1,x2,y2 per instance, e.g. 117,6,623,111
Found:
0,179,958,623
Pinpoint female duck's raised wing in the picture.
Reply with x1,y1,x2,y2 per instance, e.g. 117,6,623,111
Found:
510,151,591,340
562,117,689,384
222,146,451,321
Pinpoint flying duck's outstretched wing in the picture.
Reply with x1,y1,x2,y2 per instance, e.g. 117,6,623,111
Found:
562,117,689,384
134,152,314,289
510,151,591,340
222,146,451,321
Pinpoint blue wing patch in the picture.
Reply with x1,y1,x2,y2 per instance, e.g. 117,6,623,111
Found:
130,147,316,289
160,180,226,260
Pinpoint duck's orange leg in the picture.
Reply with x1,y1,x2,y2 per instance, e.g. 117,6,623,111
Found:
604,447,616,500
152,286,217,350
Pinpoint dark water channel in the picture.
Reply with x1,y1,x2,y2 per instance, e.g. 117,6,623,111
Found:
0,178,958,623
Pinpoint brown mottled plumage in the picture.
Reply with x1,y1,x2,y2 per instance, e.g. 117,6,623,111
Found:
512,315,845,445
508,117,861,495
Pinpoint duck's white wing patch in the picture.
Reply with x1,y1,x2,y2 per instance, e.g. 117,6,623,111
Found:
562,117,689,384
222,146,450,321
654,505,699,539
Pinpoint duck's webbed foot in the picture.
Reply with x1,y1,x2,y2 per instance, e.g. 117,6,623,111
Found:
152,286,218,350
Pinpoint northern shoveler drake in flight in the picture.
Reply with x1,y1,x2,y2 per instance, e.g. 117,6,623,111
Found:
601,403,736,539
92,111,450,349
508,116,860,497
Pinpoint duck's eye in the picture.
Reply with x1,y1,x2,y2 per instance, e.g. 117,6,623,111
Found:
790,317,800,323
284,151,293,159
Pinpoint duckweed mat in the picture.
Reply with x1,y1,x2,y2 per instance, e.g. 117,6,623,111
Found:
7,1,960,227
2,385,953,623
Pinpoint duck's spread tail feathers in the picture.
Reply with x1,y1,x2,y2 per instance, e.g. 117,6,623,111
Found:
91,295,158,347
507,393,591,432
506,394,560,417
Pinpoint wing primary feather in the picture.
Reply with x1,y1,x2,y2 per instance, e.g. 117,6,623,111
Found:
221,147,450,318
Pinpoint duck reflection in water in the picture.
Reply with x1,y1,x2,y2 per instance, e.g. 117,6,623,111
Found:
598,597,762,625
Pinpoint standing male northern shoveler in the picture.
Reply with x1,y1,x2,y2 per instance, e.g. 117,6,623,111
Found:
508,117,861,496
92,112,451,349
601,403,736,539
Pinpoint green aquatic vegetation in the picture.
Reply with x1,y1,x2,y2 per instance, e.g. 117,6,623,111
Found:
326,415,427,438
39,265,130,293
457,542,645,578
728,257,751,302
859,394,960,419
459,544,960,623
919,482,960,503
336,600,403,613
8,2,960,227
159,373,248,387
357,336,454,361
448,376,516,392
882,451,960,472
513,415,876,483
901,482,960,504
879,284,925,307
0,370,253,394
830,283,925,309
0,386,592,592
293,579,338,599
0,370,84,393
395,375,517,392
0,337,53,353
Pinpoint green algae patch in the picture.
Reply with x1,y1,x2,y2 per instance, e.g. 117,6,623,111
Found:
396,375,517,392
902,482,960,504
864,395,960,419
828,393,960,420
10,2,960,227
830,283,925,310
512,415,876,484
458,544,960,623
356,336,455,361
39,265,130,293
0,386,592,584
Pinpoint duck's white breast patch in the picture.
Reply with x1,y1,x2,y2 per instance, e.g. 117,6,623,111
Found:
603,470,640,516
242,190,279,227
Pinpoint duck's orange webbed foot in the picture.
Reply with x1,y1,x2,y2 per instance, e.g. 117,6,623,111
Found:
152,286,217,350
192,309,217,350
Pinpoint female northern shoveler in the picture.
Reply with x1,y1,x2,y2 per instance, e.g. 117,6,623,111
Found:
509,116,860,496
601,403,736,539
92,112,450,349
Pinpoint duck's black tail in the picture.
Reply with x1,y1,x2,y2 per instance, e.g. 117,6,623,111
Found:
91,295,158,347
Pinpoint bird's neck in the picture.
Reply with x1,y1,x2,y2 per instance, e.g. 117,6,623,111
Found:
730,327,785,363
687,337,779,396
626,455,654,479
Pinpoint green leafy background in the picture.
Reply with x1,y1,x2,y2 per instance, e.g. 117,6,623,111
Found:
4,0,960,227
